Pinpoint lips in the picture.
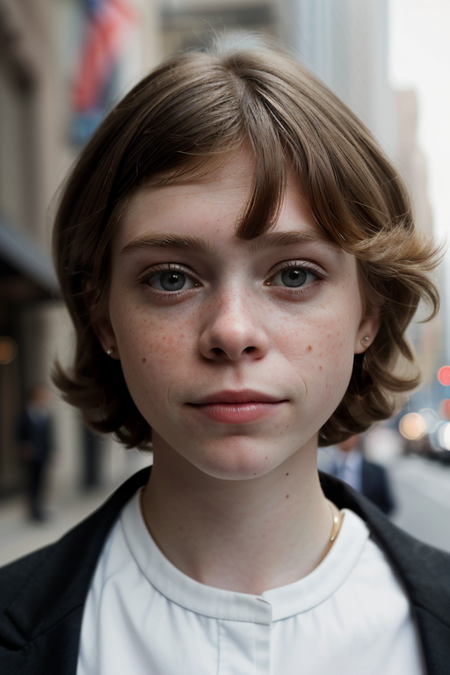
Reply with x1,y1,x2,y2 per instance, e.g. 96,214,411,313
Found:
188,390,286,424
192,389,285,405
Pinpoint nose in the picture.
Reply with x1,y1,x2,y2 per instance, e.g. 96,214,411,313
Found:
198,288,270,362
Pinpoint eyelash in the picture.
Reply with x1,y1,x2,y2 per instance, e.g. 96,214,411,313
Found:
139,261,325,299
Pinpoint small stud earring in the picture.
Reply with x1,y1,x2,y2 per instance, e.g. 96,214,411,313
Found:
106,348,114,355
362,336,370,343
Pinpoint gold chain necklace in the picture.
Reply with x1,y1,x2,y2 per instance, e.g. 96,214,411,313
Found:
328,502,342,542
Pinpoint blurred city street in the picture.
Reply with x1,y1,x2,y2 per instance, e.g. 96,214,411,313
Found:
390,455,450,552
0,481,117,568
0,452,152,568
1,454,450,569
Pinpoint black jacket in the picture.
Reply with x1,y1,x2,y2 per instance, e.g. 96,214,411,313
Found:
1,468,450,674
361,458,395,514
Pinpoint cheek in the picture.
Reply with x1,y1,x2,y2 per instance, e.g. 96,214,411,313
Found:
307,308,359,404
277,302,358,401
278,301,357,360
111,302,195,396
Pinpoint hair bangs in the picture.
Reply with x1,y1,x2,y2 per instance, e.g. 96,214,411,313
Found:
52,44,441,449
234,94,287,240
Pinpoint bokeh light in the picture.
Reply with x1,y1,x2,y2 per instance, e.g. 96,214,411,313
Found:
438,400,450,420
437,366,450,386
419,408,441,433
399,412,427,440
0,337,17,365
438,423,450,451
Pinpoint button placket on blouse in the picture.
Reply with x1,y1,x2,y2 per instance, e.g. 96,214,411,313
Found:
218,597,272,675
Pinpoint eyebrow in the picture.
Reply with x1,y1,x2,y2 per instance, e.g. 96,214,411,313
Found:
121,230,338,256
121,234,212,255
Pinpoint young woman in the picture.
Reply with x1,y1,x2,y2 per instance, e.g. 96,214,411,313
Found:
1,43,449,675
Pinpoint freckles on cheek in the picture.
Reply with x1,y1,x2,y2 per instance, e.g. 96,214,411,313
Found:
117,311,192,378
118,321,189,417
296,308,355,382
316,328,356,402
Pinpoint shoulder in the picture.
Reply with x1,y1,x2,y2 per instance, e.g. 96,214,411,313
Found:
0,547,52,616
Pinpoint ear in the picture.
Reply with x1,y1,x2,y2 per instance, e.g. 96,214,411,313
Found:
86,280,120,360
91,314,120,360
354,311,381,355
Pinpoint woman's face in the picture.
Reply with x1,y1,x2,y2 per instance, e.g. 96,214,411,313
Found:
95,153,378,480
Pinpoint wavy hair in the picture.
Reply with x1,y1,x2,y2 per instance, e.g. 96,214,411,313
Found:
52,44,440,448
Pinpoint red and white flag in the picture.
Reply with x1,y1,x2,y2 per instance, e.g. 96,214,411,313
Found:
73,0,138,113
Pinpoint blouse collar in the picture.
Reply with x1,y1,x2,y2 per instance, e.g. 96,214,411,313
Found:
120,489,369,624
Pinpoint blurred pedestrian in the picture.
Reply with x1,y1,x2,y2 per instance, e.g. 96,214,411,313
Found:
318,435,395,514
17,384,54,522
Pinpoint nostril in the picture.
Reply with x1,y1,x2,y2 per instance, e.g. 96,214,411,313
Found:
210,345,257,357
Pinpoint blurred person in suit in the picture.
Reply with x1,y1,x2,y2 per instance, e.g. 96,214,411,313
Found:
318,434,395,515
17,384,54,522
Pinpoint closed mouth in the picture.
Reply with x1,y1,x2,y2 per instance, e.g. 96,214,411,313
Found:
190,389,286,405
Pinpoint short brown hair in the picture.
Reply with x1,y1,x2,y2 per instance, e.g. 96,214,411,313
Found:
53,43,440,448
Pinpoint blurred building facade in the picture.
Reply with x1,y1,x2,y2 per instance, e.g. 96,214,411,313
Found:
0,0,60,494
282,0,397,154
0,0,439,498
395,89,443,414
0,0,163,497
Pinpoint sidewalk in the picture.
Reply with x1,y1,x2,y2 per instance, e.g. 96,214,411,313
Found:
0,452,152,568
389,454,450,552
0,482,120,568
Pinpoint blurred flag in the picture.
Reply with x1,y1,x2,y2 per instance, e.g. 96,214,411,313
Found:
71,0,138,145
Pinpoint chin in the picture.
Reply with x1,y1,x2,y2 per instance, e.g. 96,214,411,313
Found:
199,463,273,482
193,437,287,481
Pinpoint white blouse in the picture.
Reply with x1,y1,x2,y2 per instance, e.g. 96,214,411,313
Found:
77,490,426,675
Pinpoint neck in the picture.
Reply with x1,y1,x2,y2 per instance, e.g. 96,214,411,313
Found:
141,435,336,595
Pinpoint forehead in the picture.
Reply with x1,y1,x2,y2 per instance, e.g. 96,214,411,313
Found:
130,154,255,220
115,151,328,251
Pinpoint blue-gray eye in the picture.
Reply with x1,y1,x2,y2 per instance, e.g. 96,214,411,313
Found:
159,271,186,291
280,268,307,287
147,269,198,292
269,266,318,289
